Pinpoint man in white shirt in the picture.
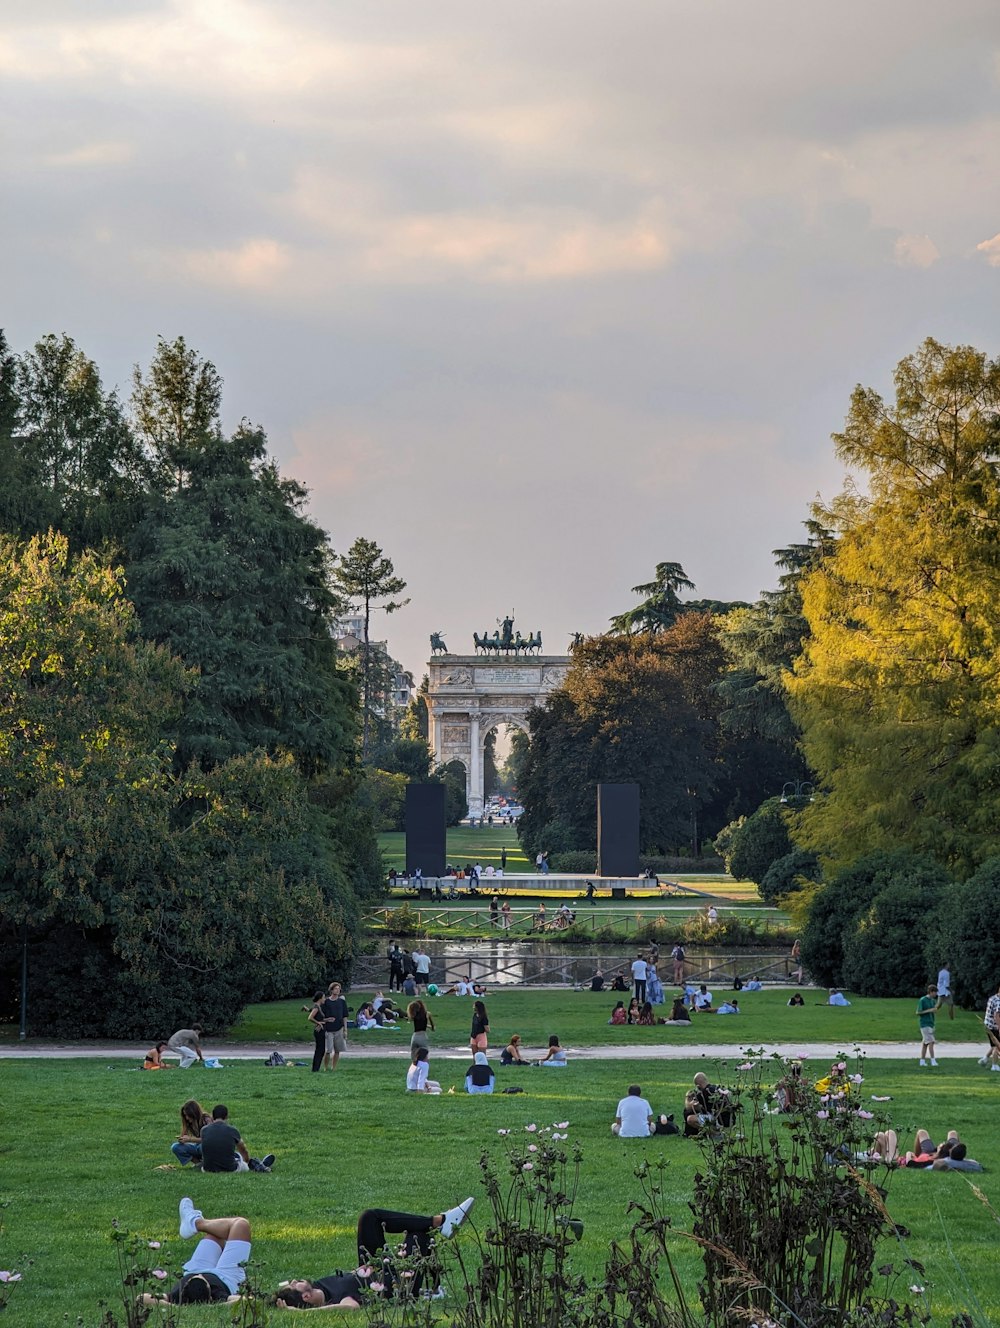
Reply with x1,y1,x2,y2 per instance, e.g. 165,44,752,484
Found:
612,1085,655,1137
630,953,648,1004
936,963,954,1020
412,947,432,994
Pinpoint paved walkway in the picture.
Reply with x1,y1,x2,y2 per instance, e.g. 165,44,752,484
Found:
0,1040,988,1062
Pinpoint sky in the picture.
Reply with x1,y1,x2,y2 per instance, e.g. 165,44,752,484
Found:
3,1,1000,676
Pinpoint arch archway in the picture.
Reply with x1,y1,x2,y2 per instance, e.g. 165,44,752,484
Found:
425,647,569,818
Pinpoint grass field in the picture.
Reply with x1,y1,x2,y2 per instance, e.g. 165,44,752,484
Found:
2,1045,999,1326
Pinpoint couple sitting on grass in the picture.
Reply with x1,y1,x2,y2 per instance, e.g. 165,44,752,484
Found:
142,1195,476,1308
840,1128,982,1172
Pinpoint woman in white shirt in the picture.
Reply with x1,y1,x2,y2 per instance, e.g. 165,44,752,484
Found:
406,1047,441,1094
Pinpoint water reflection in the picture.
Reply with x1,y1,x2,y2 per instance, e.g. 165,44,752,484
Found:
359,940,789,988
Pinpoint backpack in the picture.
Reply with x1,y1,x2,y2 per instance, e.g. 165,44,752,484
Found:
264,1051,287,1067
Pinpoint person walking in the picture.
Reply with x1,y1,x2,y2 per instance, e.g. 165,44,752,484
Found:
979,981,1000,1069
630,952,648,1005
470,999,490,1053
936,961,954,1020
916,983,940,1067
500,847,507,871
500,899,512,930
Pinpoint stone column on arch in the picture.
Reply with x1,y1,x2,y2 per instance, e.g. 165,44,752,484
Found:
468,714,484,820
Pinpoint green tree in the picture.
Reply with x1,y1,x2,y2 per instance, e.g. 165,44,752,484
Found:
758,848,819,905
609,561,695,635
131,334,222,491
434,759,469,827
933,857,1000,1009
841,871,949,998
719,800,793,884
333,537,409,762
518,614,725,855
128,425,354,775
0,532,358,1036
799,850,944,988
789,339,1000,876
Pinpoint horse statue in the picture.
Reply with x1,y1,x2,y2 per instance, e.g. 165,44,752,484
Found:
570,631,584,649
430,631,448,655
473,630,493,653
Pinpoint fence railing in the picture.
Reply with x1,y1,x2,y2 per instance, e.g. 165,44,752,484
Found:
351,949,803,989
363,904,781,936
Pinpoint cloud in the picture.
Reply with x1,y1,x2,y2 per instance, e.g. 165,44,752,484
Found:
893,233,939,268
164,237,291,289
976,232,1000,266
42,140,134,168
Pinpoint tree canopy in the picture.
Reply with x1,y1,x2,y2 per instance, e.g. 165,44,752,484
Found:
788,339,1000,876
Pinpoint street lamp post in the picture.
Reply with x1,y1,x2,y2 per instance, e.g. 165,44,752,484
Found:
780,780,815,804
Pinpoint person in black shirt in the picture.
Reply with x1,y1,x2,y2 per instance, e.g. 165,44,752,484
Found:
200,1105,274,1173
276,1199,475,1308
323,981,349,1071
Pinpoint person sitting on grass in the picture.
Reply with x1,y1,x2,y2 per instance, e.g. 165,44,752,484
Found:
626,997,641,1025
171,1098,211,1167
465,1051,495,1094
610,974,628,993
144,1042,172,1070
827,988,852,1006
608,1001,627,1026
813,1062,851,1099
201,1104,274,1174
715,999,740,1015
406,1048,441,1094
274,1199,475,1308
683,1073,734,1136
142,1199,251,1306
636,1001,656,1026
774,1062,806,1112
611,1084,678,1138
500,1033,529,1065
534,1035,567,1066
666,996,691,1024
694,985,713,1012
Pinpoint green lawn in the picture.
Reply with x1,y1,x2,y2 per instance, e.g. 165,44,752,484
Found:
1,1052,998,1326
232,987,989,1051
379,826,531,873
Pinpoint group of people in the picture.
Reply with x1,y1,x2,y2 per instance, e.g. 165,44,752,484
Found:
170,1099,275,1173
143,1195,476,1308
608,1073,732,1139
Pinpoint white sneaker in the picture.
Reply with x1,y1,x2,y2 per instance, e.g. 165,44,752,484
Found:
919,1059,926,1067
978,1056,989,1066
930,1059,938,1067
440,1197,475,1238
179,1197,203,1240
991,1064,1000,1072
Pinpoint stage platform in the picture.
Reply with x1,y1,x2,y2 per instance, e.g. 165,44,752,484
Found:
390,874,715,900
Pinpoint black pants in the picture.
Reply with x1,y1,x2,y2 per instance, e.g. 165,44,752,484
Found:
634,980,646,1004
312,1028,326,1072
357,1209,437,1295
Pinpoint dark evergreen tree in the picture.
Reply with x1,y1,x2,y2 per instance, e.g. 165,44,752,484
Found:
127,424,354,776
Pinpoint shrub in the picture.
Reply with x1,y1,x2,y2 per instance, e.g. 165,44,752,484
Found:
933,856,1000,1009
801,850,951,988
723,800,792,883
841,872,949,997
758,848,820,905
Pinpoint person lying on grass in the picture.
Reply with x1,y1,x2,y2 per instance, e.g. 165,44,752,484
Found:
274,1199,475,1309
142,1200,251,1306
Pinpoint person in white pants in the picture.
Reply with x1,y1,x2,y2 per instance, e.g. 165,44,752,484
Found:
167,1026,204,1067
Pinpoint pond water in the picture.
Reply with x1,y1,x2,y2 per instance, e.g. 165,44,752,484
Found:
357,940,792,988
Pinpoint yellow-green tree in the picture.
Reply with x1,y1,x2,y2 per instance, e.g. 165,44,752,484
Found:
788,338,1000,875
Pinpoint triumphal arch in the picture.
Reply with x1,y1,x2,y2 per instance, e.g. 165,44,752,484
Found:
425,618,570,820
